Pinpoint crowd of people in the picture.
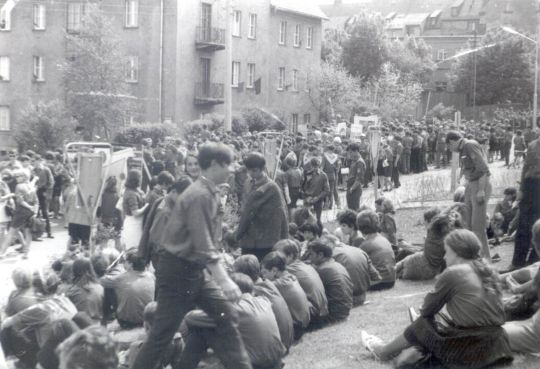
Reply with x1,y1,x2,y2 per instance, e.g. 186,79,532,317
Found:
0,115,539,369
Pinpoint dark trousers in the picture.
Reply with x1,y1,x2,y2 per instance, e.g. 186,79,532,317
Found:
391,162,400,188
400,152,411,174
36,188,51,236
131,253,252,369
503,145,511,166
68,223,91,246
411,148,421,173
512,178,540,267
325,180,340,209
313,200,324,232
242,247,272,262
346,187,362,211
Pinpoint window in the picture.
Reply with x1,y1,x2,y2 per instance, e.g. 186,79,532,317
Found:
306,26,313,49
232,61,240,87
294,24,301,47
67,3,86,32
248,13,257,39
232,10,241,37
125,0,138,28
247,63,255,88
126,56,138,83
0,107,9,131
436,49,447,61
0,57,9,81
278,67,285,90
279,21,287,45
303,113,311,124
0,7,11,31
292,69,298,91
33,56,44,81
33,4,46,30
292,113,298,132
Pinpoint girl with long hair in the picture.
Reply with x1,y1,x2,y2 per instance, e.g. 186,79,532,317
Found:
361,229,512,368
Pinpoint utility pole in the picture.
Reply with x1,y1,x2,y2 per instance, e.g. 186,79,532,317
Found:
224,0,232,131
450,111,461,192
534,20,539,131
472,24,477,122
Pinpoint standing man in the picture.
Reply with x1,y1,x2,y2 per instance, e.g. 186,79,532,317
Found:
401,130,413,174
236,152,288,261
131,143,252,369
446,131,492,262
322,145,341,209
346,143,366,211
33,156,54,239
389,136,403,189
302,158,330,233
509,135,540,269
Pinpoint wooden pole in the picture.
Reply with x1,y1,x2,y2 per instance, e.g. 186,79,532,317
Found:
450,111,461,192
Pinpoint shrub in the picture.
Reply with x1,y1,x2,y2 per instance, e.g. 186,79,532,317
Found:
14,100,77,153
113,122,177,146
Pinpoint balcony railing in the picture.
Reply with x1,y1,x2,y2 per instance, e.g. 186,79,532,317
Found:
194,82,225,105
195,26,226,51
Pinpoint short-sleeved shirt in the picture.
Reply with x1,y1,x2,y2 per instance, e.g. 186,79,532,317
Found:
271,272,311,328
123,188,145,216
315,259,353,321
286,260,328,318
359,234,396,284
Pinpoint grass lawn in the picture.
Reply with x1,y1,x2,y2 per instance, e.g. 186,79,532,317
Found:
202,206,540,369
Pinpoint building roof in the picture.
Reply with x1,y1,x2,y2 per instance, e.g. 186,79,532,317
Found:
271,0,329,20
385,13,430,30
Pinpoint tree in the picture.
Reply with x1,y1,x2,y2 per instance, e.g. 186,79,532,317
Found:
321,28,346,65
309,61,365,122
375,63,423,120
427,103,455,120
62,8,138,141
450,28,534,106
385,36,435,86
341,12,387,83
14,100,77,152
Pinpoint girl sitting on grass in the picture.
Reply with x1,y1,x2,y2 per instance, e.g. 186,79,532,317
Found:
362,229,513,369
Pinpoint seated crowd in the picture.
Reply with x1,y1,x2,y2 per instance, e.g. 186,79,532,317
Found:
1,149,539,369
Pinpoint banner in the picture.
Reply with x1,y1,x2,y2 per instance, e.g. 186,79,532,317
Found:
350,123,364,141
356,115,379,127
263,139,278,178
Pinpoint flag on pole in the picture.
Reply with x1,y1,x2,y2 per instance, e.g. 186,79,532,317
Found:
254,78,261,94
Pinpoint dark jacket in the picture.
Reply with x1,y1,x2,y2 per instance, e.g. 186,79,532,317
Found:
236,175,288,250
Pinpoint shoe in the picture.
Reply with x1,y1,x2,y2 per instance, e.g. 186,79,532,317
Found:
361,331,384,360
492,253,501,263
47,235,54,239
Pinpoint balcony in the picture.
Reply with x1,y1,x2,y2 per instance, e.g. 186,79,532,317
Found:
195,26,225,51
194,82,225,105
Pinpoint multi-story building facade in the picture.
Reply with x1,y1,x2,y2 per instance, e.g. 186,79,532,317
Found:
0,0,326,152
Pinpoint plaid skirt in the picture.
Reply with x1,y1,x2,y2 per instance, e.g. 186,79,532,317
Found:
404,317,513,369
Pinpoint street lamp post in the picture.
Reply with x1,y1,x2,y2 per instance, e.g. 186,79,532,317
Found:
501,26,538,131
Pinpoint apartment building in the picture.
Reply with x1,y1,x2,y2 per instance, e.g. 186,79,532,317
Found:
0,0,326,152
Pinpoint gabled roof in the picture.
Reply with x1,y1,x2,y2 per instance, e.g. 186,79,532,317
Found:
271,0,329,20
385,13,430,29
